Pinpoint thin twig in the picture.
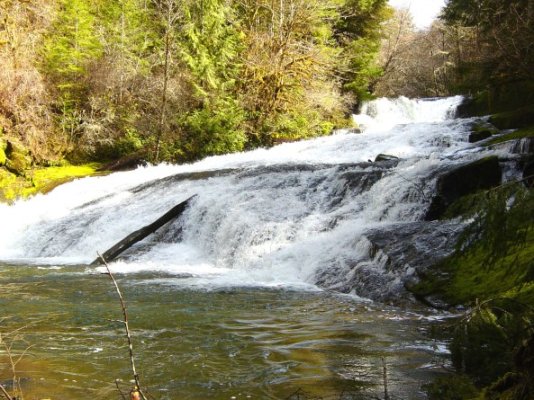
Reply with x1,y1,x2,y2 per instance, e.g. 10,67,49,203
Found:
0,384,12,400
97,252,148,400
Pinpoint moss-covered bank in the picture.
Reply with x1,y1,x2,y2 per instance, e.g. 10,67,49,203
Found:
413,180,534,399
0,164,101,202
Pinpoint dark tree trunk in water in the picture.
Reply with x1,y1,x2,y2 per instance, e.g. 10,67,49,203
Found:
91,195,196,265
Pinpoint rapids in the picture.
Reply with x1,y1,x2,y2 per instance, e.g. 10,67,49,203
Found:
0,95,506,297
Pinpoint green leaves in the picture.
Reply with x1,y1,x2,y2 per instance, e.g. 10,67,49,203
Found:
42,0,102,103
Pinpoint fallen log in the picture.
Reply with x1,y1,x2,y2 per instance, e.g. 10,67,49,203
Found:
91,195,196,265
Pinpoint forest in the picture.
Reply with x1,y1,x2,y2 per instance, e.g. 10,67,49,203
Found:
1,0,531,184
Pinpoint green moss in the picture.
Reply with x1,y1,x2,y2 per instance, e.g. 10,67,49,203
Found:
489,105,534,130
0,145,6,166
4,140,31,175
424,374,480,400
487,125,534,146
0,168,19,202
413,231,534,306
0,163,101,202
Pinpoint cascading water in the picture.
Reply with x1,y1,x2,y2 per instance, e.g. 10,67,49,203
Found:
1,96,516,399
0,95,503,299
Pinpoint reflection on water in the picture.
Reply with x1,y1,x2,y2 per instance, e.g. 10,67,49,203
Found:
0,264,451,399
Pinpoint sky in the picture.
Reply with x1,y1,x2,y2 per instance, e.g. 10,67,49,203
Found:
388,0,447,29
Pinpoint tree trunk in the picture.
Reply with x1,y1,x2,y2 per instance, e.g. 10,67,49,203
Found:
91,195,196,265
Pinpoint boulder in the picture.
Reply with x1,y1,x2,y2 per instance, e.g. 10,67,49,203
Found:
468,130,492,143
313,221,463,304
5,140,31,176
468,121,499,143
524,160,534,188
374,153,399,162
425,156,502,220
489,104,534,130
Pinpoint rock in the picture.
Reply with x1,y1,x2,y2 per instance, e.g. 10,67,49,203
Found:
489,104,534,130
313,221,464,304
468,130,492,143
374,153,399,162
523,160,534,188
425,156,502,221
468,121,499,143
5,140,31,176
346,127,362,134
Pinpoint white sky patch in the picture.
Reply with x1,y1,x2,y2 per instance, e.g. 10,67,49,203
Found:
388,0,446,29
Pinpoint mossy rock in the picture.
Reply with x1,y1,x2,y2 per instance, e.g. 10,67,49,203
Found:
423,374,479,400
487,125,534,147
0,167,19,201
425,156,502,220
5,140,31,176
489,105,534,130
0,138,6,166
468,122,499,143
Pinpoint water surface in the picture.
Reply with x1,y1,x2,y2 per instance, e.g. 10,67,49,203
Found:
0,264,450,400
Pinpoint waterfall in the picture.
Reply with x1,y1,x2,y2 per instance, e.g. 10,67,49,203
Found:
0,96,504,300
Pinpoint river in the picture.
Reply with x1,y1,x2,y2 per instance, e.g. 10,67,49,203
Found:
1,96,498,399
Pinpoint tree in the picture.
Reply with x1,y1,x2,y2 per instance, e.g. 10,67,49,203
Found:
236,0,348,145
441,0,534,85
335,0,391,104
68,0,157,158
174,0,247,159
0,0,58,162
42,0,102,154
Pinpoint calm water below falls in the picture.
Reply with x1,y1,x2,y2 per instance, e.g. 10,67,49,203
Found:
0,264,450,400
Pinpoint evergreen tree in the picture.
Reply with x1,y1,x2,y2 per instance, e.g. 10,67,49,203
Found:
42,0,102,107
176,0,247,159
42,0,102,153
335,0,391,103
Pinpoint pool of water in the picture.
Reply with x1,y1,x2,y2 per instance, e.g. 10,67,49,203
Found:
0,264,451,399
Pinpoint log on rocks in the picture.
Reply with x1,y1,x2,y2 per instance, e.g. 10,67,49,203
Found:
91,195,196,265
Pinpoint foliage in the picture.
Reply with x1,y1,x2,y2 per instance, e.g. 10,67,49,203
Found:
424,374,480,400
1,0,390,170
42,0,102,106
451,298,533,386
441,0,534,88
414,181,534,399
456,184,533,279
335,0,391,101
178,99,246,160
0,163,99,201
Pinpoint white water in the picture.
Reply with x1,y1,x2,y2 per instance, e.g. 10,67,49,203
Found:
0,96,503,295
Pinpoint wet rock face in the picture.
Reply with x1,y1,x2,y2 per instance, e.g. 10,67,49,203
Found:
468,130,492,143
425,156,502,220
314,221,463,304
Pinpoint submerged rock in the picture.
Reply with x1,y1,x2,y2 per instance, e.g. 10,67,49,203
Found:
314,221,463,304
